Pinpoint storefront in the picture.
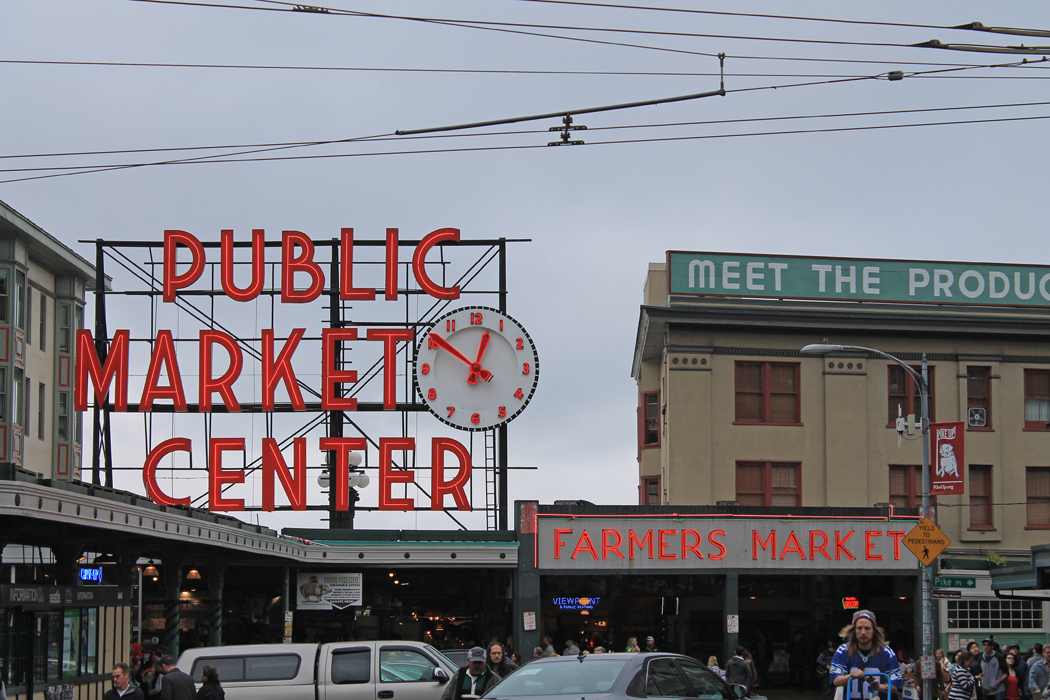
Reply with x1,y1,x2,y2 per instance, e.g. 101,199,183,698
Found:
515,503,922,672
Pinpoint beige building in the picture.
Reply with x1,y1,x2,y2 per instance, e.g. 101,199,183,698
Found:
634,253,1050,650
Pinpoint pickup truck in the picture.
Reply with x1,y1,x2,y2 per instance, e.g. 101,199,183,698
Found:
177,640,458,700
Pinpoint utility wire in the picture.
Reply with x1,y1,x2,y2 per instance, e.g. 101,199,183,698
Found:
4,112,1049,186
8,98,1050,162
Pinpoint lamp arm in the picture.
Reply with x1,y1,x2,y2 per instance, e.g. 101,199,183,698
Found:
840,345,928,396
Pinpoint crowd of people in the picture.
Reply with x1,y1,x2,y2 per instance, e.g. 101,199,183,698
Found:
100,643,225,700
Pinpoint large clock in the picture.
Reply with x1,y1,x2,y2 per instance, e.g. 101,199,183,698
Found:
415,306,539,431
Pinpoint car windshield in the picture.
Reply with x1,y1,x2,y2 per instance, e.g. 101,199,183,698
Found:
485,659,627,696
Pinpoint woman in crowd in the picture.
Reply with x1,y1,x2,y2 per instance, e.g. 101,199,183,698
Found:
1005,652,1024,700
197,665,224,700
951,652,977,700
708,656,725,680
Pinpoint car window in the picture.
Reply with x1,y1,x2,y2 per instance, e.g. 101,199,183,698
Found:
677,660,728,699
246,654,301,681
380,648,439,683
646,658,690,698
191,657,244,683
333,649,371,684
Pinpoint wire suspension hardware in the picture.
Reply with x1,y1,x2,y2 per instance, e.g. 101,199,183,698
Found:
547,115,587,146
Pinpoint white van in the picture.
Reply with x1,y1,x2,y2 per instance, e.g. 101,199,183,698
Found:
177,640,457,700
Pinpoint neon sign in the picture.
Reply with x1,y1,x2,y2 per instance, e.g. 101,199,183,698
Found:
842,596,859,610
79,566,104,584
553,597,600,611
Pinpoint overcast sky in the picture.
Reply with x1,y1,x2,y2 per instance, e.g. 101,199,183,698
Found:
3,1,1050,532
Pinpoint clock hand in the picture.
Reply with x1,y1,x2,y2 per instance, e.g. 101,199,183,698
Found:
428,333,474,366
472,332,494,383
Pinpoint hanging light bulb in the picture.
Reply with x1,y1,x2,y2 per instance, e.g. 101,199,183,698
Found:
143,560,159,578
187,569,201,580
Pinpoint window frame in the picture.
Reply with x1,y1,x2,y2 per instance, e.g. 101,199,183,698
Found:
1025,467,1050,530
640,391,660,448
968,464,994,531
39,291,46,351
887,364,936,427
733,361,802,426
1024,369,1050,431
735,461,801,507
37,382,45,440
640,476,661,506
966,366,992,431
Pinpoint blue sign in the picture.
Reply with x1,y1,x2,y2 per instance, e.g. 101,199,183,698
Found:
78,566,103,584
553,597,600,611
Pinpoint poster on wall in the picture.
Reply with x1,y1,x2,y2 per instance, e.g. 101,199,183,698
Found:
296,573,363,610
930,422,965,495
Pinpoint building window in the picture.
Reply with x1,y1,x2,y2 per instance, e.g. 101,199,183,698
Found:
640,391,660,447
889,465,923,509
1025,370,1050,430
735,362,800,424
57,392,69,441
39,291,46,351
947,598,1042,629
736,462,800,506
0,269,8,324
0,368,7,422
888,365,935,425
1026,468,1050,528
26,287,32,345
969,464,993,530
967,366,991,429
58,303,71,353
641,476,660,506
12,368,23,428
14,270,25,331
38,382,45,439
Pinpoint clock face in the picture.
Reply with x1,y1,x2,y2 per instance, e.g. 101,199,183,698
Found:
415,306,539,431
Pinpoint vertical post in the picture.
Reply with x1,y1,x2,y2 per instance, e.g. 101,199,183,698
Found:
724,572,739,666
92,240,114,487
138,566,143,646
328,240,354,529
208,565,225,647
162,558,183,659
920,354,933,700
513,501,540,655
498,239,508,531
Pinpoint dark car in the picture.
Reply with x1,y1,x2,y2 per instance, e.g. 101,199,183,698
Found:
440,649,470,668
481,653,763,700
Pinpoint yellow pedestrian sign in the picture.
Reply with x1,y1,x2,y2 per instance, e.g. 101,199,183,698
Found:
903,518,951,566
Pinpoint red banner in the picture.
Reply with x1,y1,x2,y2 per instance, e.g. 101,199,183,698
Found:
930,422,965,495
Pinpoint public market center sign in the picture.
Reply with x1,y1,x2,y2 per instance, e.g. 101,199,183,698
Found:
668,251,1050,307
537,517,916,571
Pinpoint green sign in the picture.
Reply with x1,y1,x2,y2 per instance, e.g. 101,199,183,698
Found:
933,576,976,589
667,251,1050,308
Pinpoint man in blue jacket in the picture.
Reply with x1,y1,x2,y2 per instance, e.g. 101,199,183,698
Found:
830,610,902,700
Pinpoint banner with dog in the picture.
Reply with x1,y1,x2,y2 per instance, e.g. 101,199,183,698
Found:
930,422,965,495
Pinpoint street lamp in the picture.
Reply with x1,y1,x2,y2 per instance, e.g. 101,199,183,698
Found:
801,343,933,700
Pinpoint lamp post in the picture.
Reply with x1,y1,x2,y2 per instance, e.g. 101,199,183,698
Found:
801,343,933,700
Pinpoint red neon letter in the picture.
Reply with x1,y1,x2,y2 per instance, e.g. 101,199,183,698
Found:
864,531,884,560
209,437,245,511
139,330,187,411
554,529,572,559
319,437,368,512
163,230,205,303
379,437,415,510
281,230,324,303
682,530,704,559
780,531,807,560
200,330,243,412
385,228,398,300
412,228,461,300
835,530,856,560
572,531,599,560
262,328,306,411
602,530,624,560
339,228,376,300
887,531,905,559
708,530,727,560
628,530,654,559
261,437,307,511
658,530,677,560
220,229,265,302
322,328,358,410
752,530,777,560
142,438,191,506
75,329,129,412
431,437,472,511
367,328,414,410
810,530,831,560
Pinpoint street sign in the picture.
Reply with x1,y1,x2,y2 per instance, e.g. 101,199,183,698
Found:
903,518,951,566
727,615,739,634
934,576,976,589
920,656,937,680
933,589,962,599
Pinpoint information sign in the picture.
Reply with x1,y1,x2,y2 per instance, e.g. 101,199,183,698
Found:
903,518,950,566
934,576,975,589
727,615,739,634
933,589,962,599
